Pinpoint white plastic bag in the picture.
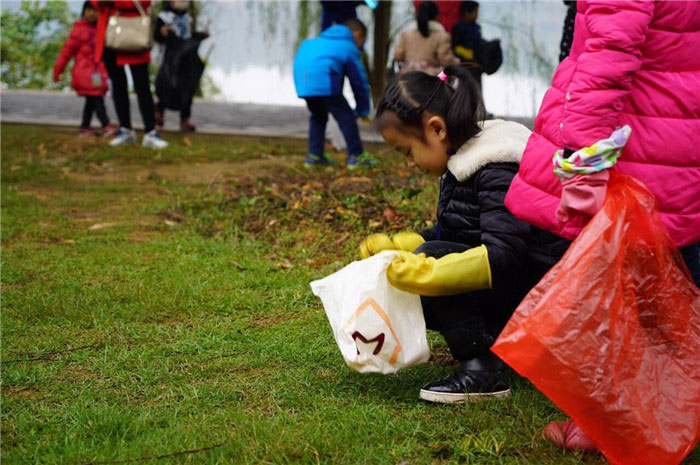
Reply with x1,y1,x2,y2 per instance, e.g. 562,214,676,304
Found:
310,251,431,374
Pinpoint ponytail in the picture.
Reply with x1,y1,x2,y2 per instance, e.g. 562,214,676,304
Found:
442,64,484,149
416,1,439,38
376,64,484,150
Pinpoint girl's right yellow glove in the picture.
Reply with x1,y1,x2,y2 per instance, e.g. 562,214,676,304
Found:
386,245,492,296
359,232,425,259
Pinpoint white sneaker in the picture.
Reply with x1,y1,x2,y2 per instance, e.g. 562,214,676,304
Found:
142,129,168,149
108,128,137,147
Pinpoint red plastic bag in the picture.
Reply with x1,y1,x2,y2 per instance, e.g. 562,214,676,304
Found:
492,172,700,465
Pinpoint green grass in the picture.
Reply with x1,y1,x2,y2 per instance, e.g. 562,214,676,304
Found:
2,124,692,464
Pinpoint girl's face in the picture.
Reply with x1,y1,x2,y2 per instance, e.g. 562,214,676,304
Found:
380,115,451,177
84,7,98,23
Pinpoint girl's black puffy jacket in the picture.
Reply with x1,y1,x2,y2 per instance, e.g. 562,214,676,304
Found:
420,120,570,294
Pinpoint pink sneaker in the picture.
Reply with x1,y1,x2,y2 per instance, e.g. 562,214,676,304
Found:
543,421,598,451
79,128,97,137
102,123,120,138
180,118,196,132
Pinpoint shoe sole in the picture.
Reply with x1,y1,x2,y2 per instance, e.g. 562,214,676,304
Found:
419,388,511,404
108,140,135,147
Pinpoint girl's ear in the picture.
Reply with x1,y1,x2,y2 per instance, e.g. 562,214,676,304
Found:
426,115,448,141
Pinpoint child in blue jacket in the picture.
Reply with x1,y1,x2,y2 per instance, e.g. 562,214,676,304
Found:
293,19,376,168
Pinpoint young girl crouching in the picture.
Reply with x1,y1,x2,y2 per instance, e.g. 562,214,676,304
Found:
363,65,569,403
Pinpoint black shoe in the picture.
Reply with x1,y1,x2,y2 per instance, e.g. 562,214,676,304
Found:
419,355,510,403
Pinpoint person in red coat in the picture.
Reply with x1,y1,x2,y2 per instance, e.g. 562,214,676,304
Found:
93,0,168,148
413,0,460,35
53,1,118,137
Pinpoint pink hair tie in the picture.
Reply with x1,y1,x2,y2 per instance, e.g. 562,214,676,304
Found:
437,71,448,82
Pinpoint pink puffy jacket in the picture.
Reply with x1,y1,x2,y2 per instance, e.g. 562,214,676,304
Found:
505,1,700,247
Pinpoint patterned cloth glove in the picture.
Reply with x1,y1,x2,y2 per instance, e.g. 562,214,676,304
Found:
386,245,492,296
552,125,632,221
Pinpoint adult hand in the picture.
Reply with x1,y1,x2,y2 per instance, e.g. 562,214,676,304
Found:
160,25,170,37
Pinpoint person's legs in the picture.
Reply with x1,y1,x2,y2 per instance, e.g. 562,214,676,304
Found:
103,48,131,129
326,94,363,156
155,101,165,128
81,96,96,129
326,94,377,168
129,63,156,133
680,244,700,288
179,97,195,132
415,240,510,403
306,97,329,156
93,96,109,127
303,97,334,166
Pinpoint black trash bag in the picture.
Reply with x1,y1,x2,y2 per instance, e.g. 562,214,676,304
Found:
155,36,205,111
476,38,503,75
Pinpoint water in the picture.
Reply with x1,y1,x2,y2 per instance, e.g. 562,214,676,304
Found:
4,0,567,117
200,0,567,117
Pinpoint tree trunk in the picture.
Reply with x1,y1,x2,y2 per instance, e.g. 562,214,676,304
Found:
371,1,392,104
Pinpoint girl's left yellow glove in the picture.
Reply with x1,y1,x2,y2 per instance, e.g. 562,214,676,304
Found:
359,232,425,259
386,245,492,296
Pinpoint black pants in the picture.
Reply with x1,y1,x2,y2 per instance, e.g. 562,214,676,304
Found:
680,244,700,288
416,241,520,362
81,96,109,129
304,95,363,157
102,48,155,133
157,99,192,120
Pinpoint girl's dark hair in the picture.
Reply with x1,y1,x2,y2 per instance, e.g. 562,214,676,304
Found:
81,1,95,17
376,64,484,150
416,1,439,38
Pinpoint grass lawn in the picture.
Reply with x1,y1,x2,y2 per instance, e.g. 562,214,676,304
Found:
1,124,687,464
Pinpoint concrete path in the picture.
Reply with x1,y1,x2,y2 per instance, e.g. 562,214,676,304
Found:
1,89,533,142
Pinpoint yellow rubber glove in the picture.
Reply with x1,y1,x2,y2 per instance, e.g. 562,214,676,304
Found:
386,245,492,296
359,232,425,259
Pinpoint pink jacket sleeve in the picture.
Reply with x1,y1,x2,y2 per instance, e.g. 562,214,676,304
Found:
561,1,653,150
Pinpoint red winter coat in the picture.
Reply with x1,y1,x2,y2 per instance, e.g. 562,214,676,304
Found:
94,0,152,66
53,19,109,96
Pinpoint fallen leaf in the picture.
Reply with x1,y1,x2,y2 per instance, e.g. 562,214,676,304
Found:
228,259,246,270
62,239,78,244
396,169,411,178
10,165,22,171
292,200,301,210
368,220,382,228
336,206,358,217
182,137,192,147
275,261,292,270
324,213,334,220
306,258,329,266
87,222,119,231
163,219,176,227
382,206,399,222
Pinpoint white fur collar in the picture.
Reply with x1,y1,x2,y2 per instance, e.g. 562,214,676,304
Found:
406,20,446,33
447,119,531,181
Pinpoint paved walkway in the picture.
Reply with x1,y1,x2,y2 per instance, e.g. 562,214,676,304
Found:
1,89,533,142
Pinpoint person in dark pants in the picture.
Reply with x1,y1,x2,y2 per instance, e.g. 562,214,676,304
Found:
53,1,118,137
293,19,377,169
93,0,168,149
153,0,209,132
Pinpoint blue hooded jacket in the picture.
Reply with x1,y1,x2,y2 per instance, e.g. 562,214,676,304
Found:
293,25,371,117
